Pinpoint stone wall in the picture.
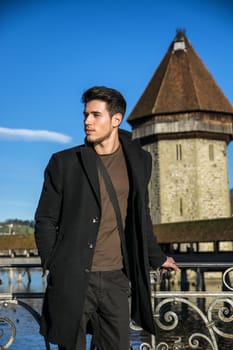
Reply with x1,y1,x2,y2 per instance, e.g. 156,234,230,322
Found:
144,138,231,224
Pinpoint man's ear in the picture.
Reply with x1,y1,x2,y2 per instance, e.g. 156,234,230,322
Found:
112,113,123,127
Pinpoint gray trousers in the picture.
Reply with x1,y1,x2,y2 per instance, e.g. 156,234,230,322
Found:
58,270,130,350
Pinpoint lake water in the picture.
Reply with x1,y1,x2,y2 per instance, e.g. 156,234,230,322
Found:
0,267,232,350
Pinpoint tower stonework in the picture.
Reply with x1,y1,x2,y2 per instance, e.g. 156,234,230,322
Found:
128,31,233,224
145,136,230,224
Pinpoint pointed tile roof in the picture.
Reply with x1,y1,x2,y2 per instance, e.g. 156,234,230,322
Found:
127,30,233,123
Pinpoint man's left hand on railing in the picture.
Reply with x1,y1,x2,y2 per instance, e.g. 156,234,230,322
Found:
161,256,180,273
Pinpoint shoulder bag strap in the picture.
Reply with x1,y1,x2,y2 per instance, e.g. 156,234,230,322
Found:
96,156,130,278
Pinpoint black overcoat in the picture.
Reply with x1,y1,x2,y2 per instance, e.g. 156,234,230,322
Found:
34,129,166,348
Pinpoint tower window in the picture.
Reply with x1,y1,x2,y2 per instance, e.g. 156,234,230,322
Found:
176,144,182,160
180,198,183,216
209,144,214,161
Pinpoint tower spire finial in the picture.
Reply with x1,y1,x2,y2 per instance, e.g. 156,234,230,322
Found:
173,28,186,51
175,28,186,41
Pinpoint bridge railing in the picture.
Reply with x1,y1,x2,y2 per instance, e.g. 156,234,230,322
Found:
0,262,233,350
140,262,233,350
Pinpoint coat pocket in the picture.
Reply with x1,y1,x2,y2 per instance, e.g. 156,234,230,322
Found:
43,231,64,274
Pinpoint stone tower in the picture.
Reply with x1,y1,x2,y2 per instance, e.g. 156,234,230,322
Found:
127,30,233,224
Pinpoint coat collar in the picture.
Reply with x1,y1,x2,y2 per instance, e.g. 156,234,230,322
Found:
119,130,146,192
79,146,101,207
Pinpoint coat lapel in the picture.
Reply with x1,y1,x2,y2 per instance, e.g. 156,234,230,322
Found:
120,136,145,194
79,146,101,207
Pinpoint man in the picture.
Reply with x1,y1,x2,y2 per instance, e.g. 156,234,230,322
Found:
34,86,178,350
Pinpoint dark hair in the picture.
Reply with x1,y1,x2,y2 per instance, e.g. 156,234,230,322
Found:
81,86,126,117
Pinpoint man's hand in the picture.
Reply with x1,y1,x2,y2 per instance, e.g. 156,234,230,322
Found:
161,256,179,273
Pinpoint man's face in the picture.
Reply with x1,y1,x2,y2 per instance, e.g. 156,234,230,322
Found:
84,99,116,145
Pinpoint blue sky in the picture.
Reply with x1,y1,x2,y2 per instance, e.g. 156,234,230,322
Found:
0,0,233,221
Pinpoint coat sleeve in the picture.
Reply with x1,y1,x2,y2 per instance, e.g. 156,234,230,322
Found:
144,152,167,268
34,154,63,269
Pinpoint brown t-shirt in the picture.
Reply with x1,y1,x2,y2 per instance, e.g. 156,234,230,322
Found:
91,145,129,271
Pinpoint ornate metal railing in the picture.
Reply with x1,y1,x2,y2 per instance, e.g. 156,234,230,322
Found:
130,263,233,350
0,262,233,349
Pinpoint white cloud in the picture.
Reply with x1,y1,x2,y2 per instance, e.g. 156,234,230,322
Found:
0,127,72,143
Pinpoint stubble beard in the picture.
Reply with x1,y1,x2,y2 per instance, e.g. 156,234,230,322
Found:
86,130,113,146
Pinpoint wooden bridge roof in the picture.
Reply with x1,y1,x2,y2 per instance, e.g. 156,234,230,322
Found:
128,30,233,124
154,217,233,244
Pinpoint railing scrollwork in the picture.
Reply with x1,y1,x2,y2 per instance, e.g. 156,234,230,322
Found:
0,313,16,349
129,263,233,350
150,263,233,350
223,267,233,291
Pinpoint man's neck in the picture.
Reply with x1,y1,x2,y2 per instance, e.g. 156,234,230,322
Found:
94,137,120,155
